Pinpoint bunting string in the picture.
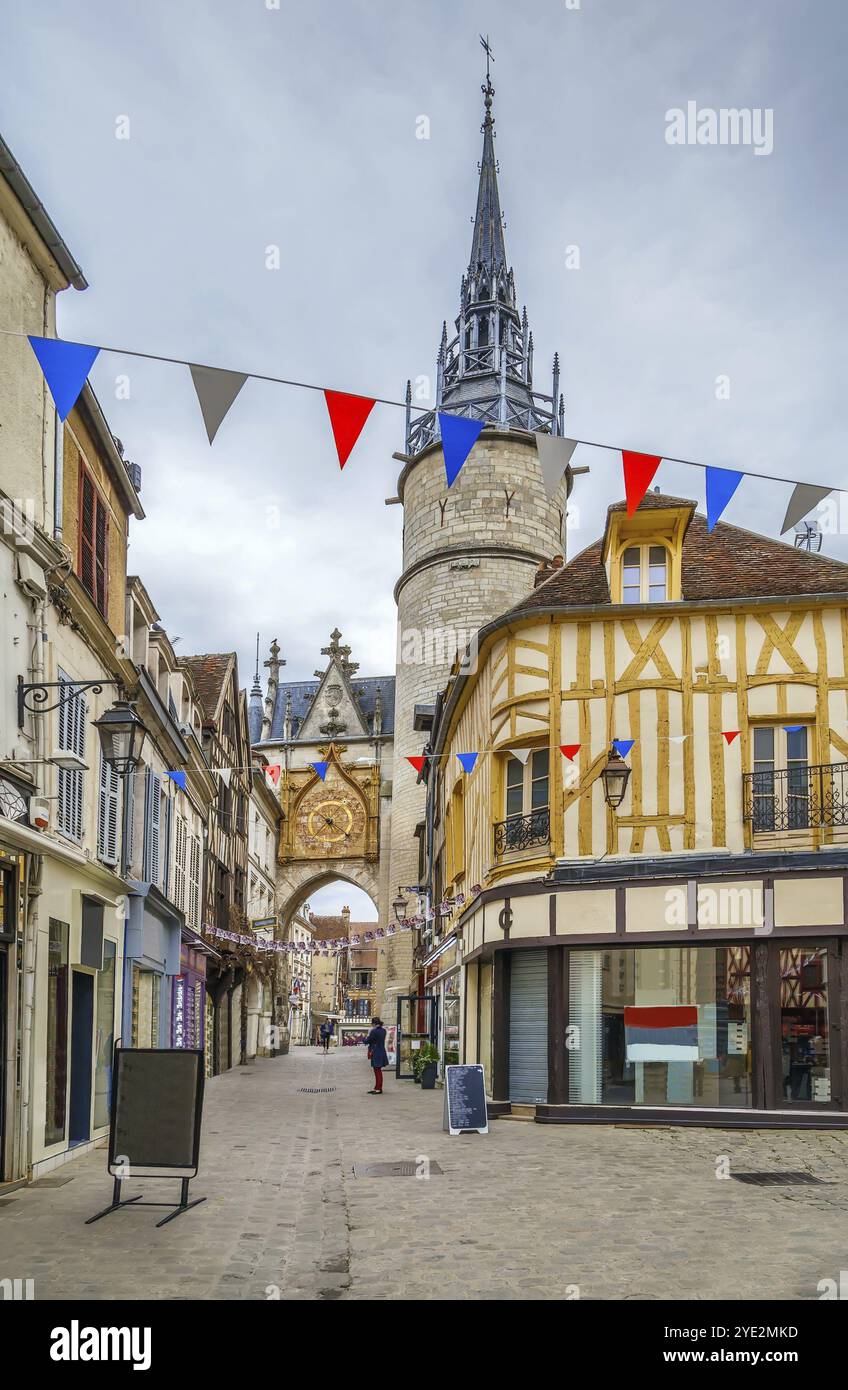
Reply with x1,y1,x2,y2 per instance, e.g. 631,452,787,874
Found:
2,325,843,517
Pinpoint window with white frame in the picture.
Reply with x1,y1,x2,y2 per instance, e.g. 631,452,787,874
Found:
505,749,550,819
621,544,668,603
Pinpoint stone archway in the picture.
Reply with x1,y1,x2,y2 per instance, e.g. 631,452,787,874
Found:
277,858,382,934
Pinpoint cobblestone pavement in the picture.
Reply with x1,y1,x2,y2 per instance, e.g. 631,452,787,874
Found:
2,1046,847,1301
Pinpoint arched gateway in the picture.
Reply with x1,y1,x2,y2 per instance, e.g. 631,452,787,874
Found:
249,629,395,1004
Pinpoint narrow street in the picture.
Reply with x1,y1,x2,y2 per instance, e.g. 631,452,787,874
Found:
2,1046,847,1302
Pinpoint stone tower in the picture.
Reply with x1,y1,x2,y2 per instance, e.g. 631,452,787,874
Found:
383,70,573,1008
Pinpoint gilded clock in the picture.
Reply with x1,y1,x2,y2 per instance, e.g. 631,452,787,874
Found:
297,789,367,853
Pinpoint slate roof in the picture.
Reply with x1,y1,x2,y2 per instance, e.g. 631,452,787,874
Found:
508,494,848,617
251,674,395,746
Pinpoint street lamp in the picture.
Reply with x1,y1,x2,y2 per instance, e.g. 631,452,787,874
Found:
392,892,408,924
601,744,631,809
92,700,148,777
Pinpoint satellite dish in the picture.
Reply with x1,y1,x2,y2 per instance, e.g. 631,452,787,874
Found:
793,520,822,552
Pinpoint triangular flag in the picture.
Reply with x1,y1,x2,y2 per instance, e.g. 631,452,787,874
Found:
324,390,376,468
508,748,531,765
406,756,427,774
311,761,328,781
166,770,186,791
559,744,581,761
438,412,484,487
781,484,832,535
457,752,478,774
218,768,232,786
28,336,100,421
613,739,635,758
668,735,688,744
705,466,743,531
534,434,579,498
622,450,662,516
189,364,248,444
264,764,282,786
722,731,740,745
783,725,804,733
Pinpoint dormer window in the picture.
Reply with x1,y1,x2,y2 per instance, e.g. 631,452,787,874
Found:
621,544,668,604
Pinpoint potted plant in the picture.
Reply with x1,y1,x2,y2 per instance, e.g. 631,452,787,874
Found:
412,1049,423,1083
418,1043,440,1090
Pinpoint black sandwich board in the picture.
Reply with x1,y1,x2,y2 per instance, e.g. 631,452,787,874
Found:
443,1063,488,1135
86,1044,206,1227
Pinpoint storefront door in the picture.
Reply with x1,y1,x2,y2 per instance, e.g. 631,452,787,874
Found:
395,995,436,1078
69,970,94,1146
773,942,841,1110
0,947,6,1174
509,950,549,1103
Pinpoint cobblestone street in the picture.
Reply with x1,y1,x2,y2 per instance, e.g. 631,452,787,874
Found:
2,1046,847,1301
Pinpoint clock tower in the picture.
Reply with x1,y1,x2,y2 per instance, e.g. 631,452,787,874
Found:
385,67,573,1006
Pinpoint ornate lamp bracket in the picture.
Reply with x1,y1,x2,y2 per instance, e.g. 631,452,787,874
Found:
17,674,123,727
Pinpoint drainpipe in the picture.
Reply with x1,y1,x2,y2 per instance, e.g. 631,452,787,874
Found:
53,415,64,542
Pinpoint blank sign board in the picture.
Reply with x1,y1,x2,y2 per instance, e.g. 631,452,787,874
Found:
110,1048,204,1171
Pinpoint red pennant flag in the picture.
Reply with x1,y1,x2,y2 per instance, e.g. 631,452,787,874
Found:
722,730,740,745
622,450,662,516
407,756,427,774
560,744,581,761
324,390,377,468
264,764,281,785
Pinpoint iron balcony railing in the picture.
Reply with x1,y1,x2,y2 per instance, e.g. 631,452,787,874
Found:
743,761,848,833
494,806,551,856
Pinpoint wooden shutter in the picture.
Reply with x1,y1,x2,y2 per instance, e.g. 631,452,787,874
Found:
161,792,172,897
189,833,201,928
97,752,120,865
78,466,109,616
143,769,161,884
173,815,186,912
94,491,108,616
124,767,135,870
57,671,86,841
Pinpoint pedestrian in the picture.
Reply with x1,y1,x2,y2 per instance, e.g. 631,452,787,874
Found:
365,1016,388,1095
319,1021,332,1054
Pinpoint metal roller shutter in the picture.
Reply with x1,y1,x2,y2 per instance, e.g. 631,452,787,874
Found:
509,950,549,1103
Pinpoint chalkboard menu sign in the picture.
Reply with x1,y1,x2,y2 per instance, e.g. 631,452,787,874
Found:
110,1047,205,1171
443,1064,488,1135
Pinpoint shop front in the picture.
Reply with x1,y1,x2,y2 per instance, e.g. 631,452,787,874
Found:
170,929,217,1050
123,882,181,1048
423,936,461,1073
460,856,848,1127
0,843,23,1181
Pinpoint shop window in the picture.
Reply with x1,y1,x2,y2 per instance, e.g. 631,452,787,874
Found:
45,918,70,1144
779,946,831,1103
568,945,752,1108
620,544,668,604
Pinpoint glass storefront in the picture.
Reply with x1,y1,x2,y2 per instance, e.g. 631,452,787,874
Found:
45,918,69,1145
779,946,831,1104
569,945,752,1108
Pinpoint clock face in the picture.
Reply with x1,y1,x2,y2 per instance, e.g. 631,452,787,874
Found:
297,791,367,852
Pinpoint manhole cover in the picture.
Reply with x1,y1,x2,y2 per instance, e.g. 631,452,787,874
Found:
299,1087,336,1093
353,1160,444,1178
731,1171,827,1187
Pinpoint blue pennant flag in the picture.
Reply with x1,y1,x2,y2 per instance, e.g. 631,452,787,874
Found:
613,739,635,758
438,412,484,488
457,752,478,774
705,466,743,532
783,725,804,733
311,761,328,781
28,336,101,421
166,770,186,791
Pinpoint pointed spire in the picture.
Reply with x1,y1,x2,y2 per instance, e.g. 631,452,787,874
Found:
469,67,507,279
251,632,262,697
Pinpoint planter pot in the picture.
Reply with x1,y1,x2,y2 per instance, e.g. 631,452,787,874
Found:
413,1072,421,1084
420,1063,438,1090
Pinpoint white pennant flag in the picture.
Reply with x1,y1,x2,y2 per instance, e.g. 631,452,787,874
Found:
189,364,249,445
217,768,232,786
508,748,531,764
668,735,688,745
534,433,579,498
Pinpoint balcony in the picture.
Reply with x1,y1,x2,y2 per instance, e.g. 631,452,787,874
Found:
743,762,848,833
494,807,551,857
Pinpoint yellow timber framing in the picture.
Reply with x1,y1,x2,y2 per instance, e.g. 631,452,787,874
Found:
430,590,848,883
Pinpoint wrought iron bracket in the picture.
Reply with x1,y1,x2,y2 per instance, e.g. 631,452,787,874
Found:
17,674,122,728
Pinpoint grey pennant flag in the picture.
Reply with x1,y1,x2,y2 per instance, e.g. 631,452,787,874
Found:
534,433,579,498
781,483,832,535
190,364,249,444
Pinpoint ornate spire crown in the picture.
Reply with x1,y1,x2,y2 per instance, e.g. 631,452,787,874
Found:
406,42,563,455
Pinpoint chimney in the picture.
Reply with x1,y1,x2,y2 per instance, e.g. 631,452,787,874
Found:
341,906,350,925
534,554,564,588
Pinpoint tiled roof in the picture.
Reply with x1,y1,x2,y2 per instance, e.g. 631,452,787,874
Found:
179,653,234,720
509,494,848,616
308,915,376,941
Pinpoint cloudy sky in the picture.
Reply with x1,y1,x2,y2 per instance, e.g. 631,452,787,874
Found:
3,1,846,915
